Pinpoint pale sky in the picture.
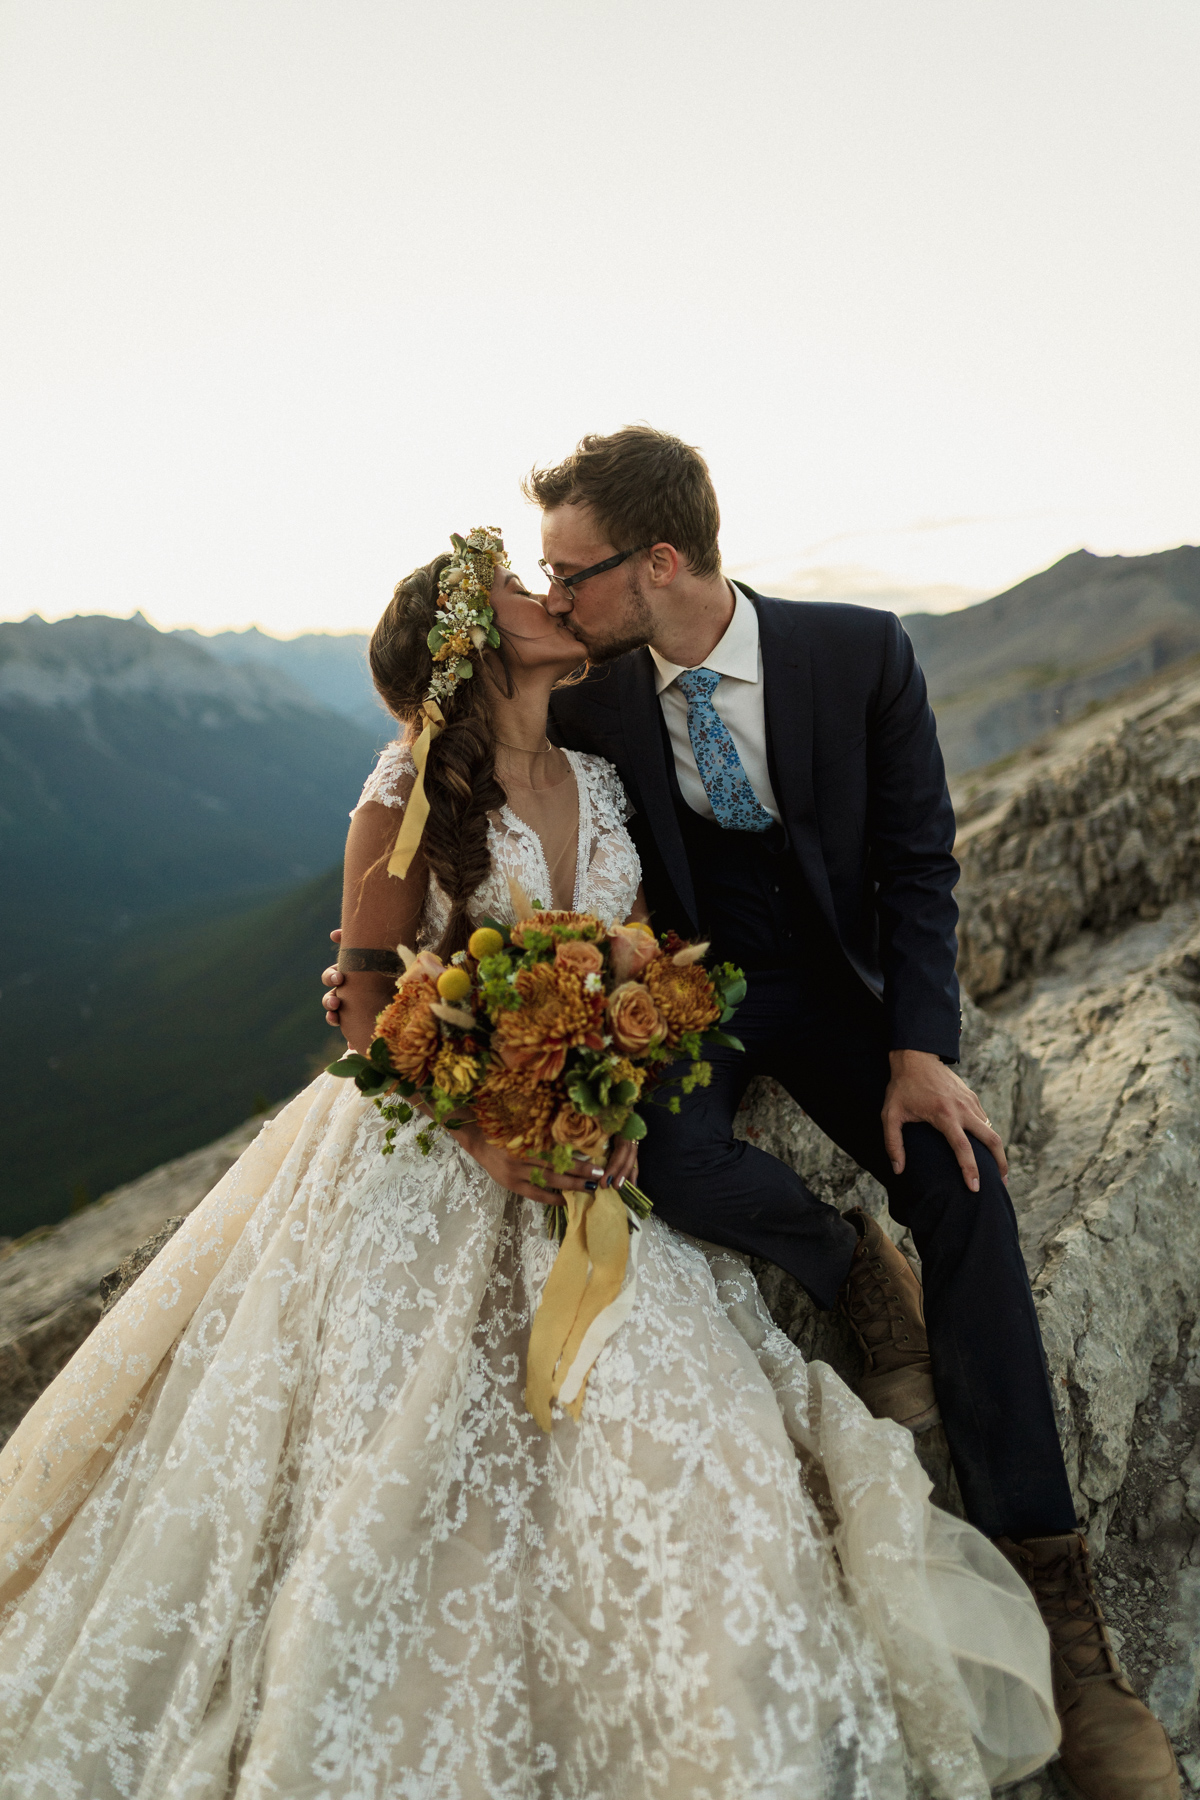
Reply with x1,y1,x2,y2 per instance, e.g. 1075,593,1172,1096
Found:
2,0,1198,637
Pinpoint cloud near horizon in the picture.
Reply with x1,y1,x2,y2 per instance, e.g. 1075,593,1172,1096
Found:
727,560,986,617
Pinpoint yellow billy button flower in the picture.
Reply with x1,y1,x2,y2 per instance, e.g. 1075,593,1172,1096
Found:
437,967,473,1004
468,926,505,961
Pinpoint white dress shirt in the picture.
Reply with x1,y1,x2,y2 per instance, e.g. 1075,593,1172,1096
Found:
649,581,782,825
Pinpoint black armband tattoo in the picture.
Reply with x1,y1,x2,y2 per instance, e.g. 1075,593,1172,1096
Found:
337,947,401,974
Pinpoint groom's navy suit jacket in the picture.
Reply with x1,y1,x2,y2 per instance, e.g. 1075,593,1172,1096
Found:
549,585,962,1062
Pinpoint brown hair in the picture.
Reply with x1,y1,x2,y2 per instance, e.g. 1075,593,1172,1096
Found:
522,425,721,580
368,555,509,962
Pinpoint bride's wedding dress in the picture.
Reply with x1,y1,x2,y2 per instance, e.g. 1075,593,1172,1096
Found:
0,746,1057,1800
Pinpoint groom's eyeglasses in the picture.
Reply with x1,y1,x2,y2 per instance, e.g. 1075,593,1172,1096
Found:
538,546,650,599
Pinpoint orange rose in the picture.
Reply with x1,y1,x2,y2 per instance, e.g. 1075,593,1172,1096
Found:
492,961,606,1082
607,980,665,1055
555,939,603,979
375,977,440,1084
550,1106,609,1161
608,920,660,982
643,957,719,1046
473,1067,558,1156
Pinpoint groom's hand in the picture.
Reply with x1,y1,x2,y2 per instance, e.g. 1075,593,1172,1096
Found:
322,928,344,1026
882,1049,1008,1192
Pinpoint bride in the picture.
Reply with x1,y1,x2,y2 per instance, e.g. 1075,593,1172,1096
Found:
0,533,1058,1799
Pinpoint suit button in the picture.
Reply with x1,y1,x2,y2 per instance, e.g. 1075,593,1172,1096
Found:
772,884,780,894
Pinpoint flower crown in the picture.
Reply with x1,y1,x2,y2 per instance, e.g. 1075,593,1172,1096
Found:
425,526,509,702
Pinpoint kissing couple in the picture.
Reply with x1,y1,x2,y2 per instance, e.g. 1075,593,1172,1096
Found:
0,428,1174,1798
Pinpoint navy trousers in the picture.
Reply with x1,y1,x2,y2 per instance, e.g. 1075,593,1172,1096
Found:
637,965,1077,1541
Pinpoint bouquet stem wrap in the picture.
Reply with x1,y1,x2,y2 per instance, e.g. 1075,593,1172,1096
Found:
525,1188,642,1431
387,699,445,880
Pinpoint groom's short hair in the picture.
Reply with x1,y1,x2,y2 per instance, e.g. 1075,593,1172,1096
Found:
523,426,721,579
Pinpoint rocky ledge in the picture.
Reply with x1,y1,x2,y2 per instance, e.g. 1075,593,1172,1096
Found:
955,654,1200,999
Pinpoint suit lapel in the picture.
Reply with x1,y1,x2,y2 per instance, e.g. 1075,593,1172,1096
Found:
750,590,839,937
618,649,698,928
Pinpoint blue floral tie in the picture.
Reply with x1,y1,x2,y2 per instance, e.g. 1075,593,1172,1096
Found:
675,667,775,832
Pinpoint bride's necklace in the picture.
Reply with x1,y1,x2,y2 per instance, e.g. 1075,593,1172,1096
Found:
495,738,565,790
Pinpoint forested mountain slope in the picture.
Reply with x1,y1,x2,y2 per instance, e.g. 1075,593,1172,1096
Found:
0,612,379,953
2,866,341,1236
0,613,385,1231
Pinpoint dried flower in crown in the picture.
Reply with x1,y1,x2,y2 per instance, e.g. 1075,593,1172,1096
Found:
425,527,509,703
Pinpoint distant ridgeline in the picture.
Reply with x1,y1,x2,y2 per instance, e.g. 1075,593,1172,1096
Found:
171,623,386,735
905,545,1200,773
0,613,385,1234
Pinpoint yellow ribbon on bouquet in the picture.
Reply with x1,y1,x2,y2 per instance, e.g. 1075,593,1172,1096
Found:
525,1187,641,1431
387,699,446,880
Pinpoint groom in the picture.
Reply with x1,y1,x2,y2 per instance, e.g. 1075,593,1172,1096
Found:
528,426,1173,1800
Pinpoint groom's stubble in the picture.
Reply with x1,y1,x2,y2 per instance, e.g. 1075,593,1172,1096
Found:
565,569,657,665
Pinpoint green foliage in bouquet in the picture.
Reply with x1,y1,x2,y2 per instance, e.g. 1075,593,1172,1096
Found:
326,908,745,1233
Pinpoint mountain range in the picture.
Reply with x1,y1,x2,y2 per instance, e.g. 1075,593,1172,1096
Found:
904,545,1200,771
0,612,383,1231
171,622,390,734
0,612,380,957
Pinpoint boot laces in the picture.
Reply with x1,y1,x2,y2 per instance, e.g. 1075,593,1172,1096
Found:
843,1254,902,1351
1026,1546,1117,1682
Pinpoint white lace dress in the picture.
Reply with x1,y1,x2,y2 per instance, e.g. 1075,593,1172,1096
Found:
0,745,1057,1800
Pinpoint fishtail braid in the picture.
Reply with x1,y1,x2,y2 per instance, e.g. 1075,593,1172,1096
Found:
368,556,511,961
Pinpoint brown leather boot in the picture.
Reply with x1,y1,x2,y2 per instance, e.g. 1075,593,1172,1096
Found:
838,1209,939,1432
995,1532,1179,1800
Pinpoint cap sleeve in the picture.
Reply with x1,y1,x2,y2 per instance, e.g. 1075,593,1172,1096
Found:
351,740,417,815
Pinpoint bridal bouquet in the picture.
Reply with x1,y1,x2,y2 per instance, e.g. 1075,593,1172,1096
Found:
328,909,745,1427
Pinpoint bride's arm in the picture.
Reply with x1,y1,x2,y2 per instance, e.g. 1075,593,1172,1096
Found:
336,799,428,1055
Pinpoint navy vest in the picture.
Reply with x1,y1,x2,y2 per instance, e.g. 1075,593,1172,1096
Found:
659,714,836,972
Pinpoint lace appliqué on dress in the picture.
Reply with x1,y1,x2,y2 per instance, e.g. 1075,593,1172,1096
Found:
353,740,641,943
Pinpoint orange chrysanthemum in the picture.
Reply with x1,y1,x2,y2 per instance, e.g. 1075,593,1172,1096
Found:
643,957,719,1046
430,1045,480,1097
375,976,440,1084
473,1067,559,1156
493,962,606,1082
509,909,604,947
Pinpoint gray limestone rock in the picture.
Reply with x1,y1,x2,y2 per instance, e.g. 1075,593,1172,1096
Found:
954,660,1200,1001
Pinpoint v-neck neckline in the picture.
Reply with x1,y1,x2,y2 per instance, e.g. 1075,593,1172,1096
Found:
496,748,589,913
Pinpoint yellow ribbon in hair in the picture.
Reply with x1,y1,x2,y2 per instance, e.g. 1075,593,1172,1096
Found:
525,1187,635,1431
387,699,446,879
